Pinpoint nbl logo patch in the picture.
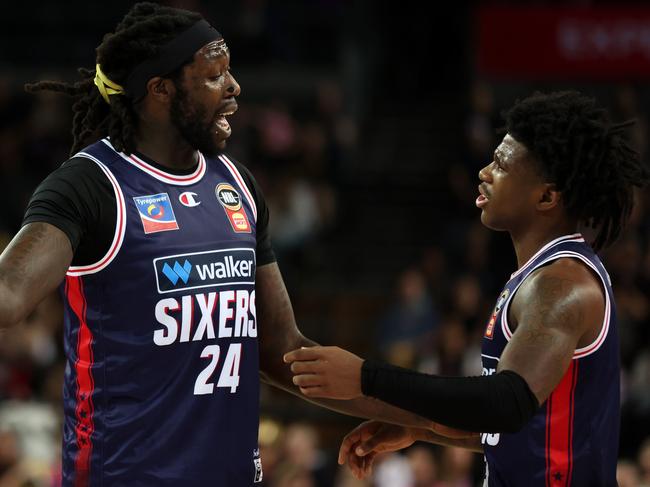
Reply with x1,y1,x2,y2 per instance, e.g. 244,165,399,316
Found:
216,183,251,233
485,289,509,339
133,193,179,234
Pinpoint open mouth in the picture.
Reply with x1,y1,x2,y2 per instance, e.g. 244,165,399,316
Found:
214,108,237,137
476,185,490,208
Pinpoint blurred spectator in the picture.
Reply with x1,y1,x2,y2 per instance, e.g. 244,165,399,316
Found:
333,465,370,487
420,315,481,378
406,445,439,487
373,452,413,487
259,417,285,486
280,422,336,487
375,268,439,368
617,459,641,487
0,429,31,487
463,81,498,173
437,447,474,487
639,437,650,486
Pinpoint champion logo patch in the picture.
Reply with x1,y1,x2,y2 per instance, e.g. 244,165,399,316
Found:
216,183,251,233
133,193,179,234
179,191,201,207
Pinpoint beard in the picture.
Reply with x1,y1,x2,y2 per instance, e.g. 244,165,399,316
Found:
169,84,222,157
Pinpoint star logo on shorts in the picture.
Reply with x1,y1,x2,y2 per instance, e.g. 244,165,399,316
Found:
553,471,563,482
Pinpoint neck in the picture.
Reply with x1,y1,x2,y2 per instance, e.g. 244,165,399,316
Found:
135,121,198,171
510,221,578,269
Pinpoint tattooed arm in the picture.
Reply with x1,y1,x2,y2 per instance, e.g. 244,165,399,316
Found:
0,223,72,328
499,258,605,403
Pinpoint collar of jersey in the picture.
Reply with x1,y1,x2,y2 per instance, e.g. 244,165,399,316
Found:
510,233,585,280
102,138,206,186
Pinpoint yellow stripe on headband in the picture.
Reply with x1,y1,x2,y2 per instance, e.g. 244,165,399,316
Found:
94,64,125,104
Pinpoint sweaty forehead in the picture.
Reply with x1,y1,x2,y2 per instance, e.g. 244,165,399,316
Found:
496,134,527,161
198,39,229,60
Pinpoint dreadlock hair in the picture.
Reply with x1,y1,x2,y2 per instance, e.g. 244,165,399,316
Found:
504,90,650,251
24,2,202,155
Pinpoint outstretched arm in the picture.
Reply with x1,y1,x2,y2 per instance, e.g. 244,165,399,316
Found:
256,262,472,435
284,258,602,433
0,223,72,328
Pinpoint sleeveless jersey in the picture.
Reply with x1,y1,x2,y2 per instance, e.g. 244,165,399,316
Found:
480,234,619,487
60,139,263,486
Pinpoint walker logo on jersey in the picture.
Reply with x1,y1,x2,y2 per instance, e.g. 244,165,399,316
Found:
179,191,201,207
485,289,509,339
154,248,256,293
133,193,179,234
162,260,192,285
216,183,251,233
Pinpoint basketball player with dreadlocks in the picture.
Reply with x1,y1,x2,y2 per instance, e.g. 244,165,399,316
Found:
0,3,466,486
285,91,650,486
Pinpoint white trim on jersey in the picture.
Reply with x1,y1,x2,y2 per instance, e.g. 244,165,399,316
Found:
500,251,612,360
481,353,501,362
218,154,258,223
510,233,584,280
66,154,127,276
101,138,207,186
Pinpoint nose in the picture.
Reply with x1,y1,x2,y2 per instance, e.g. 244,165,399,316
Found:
478,161,494,182
226,71,241,97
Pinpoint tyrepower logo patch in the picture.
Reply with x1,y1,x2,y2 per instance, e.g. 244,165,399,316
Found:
153,248,256,294
133,193,179,234
216,183,251,233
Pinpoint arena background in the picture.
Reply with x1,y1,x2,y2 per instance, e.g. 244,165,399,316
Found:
1,1,649,485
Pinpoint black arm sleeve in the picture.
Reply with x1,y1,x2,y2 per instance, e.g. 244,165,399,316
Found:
361,359,539,433
226,158,276,266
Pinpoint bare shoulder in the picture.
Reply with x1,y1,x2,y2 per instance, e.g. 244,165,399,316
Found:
518,258,603,307
510,257,604,342
501,257,606,400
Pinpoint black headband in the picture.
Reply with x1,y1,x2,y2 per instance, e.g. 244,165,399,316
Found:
126,19,223,102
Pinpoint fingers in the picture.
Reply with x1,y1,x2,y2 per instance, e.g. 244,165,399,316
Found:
292,373,323,388
283,346,324,363
361,451,377,478
289,359,321,375
339,421,380,464
346,448,377,480
356,431,389,456
297,385,326,398
338,430,363,465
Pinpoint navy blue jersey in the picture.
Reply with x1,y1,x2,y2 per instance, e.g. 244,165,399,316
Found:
481,234,619,487
60,139,263,486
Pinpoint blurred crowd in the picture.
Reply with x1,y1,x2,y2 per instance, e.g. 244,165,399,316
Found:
0,2,650,486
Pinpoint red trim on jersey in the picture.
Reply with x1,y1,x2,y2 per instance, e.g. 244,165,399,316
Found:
66,276,96,487
545,360,578,486
218,155,258,222
127,152,205,183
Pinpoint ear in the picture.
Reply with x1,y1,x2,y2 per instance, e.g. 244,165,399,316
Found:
145,77,176,103
537,183,561,212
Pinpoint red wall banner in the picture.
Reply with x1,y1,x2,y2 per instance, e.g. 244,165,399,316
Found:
477,6,650,79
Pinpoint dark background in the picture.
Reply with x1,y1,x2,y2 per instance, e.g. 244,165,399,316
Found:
0,1,649,486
